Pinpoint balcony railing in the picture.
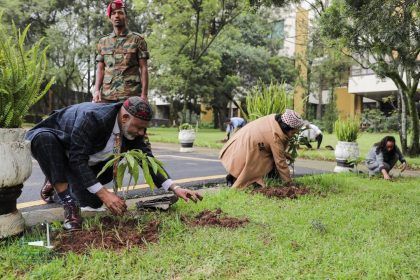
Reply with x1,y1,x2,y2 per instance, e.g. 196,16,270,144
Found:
350,67,376,77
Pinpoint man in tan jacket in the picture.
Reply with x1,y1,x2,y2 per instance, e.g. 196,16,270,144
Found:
219,109,305,188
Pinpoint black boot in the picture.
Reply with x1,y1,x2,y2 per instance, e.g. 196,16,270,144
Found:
226,174,236,187
63,202,82,231
40,178,55,203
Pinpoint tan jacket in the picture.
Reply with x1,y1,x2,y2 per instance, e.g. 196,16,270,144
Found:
219,114,291,188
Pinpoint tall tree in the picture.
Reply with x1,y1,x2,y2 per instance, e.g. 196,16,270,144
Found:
320,0,420,155
142,0,249,122
140,0,296,126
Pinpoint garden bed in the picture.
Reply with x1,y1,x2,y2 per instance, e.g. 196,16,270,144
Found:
182,208,249,228
252,186,310,199
54,216,159,254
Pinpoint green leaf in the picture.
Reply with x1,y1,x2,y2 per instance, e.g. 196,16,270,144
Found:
131,163,139,186
156,164,169,179
130,149,146,160
125,153,136,171
147,156,159,175
96,156,120,178
141,158,155,190
116,163,127,190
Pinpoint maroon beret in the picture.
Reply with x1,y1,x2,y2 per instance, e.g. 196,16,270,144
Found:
106,0,125,18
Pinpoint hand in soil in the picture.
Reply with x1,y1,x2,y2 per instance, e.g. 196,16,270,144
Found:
285,181,297,187
174,187,203,203
96,188,127,215
400,162,407,173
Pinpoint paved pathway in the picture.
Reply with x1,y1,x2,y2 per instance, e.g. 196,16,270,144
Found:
19,143,326,211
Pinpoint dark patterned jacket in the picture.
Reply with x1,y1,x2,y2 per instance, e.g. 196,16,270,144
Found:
26,102,168,189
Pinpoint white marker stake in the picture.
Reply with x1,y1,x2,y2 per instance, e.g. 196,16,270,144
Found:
45,222,54,249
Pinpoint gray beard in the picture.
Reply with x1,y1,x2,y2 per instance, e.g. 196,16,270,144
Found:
123,131,136,140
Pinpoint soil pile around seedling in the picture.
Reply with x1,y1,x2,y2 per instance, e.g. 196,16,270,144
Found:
54,216,159,254
182,208,249,228
252,186,310,199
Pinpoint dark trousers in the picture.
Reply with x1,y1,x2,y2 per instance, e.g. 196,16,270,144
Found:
315,134,323,149
31,132,113,208
226,174,237,187
301,134,323,149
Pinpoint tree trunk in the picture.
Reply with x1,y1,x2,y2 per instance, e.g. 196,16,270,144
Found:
397,86,408,154
392,66,409,154
304,60,313,118
316,77,323,119
212,105,225,131
404,69,419,156
407,88,419,155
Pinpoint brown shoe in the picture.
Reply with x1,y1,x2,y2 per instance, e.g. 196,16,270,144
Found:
40,179,55,203
63,202,82,231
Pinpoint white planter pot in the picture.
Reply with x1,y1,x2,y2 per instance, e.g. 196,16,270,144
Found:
178,129,196,152
0,211,25,239
0,129,32,187
334,141,360,173
0,128,32,238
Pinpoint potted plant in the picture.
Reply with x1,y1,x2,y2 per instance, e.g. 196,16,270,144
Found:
0,20,54,238
333,117,360,173
178,123,196,152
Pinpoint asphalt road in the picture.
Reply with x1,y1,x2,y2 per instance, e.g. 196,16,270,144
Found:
18,145,326,211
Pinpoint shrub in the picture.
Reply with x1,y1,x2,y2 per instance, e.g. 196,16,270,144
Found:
334,117,360,142
198,121,214,129
179,123,194,130
0,18,54,128
246,80,293,121
361,108,400,132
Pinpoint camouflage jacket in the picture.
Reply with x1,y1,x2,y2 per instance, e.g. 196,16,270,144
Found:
96,29,149,101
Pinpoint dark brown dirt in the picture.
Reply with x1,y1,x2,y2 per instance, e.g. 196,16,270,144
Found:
252,186,310,199
182,208,249,228
54,216,159,254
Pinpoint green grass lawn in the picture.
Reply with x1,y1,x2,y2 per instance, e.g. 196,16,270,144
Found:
149,128,420,169
1,173,419,279
298,132,420,169
148,127,226,149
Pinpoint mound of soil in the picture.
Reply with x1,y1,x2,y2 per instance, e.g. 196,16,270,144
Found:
54,216,159,254
182,208,249,228
252,186,309,199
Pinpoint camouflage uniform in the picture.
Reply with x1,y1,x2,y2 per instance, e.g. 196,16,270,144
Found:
96,29,149,102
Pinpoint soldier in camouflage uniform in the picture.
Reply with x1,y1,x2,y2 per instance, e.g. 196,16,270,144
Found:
39,0,152,205
93,0,149,103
